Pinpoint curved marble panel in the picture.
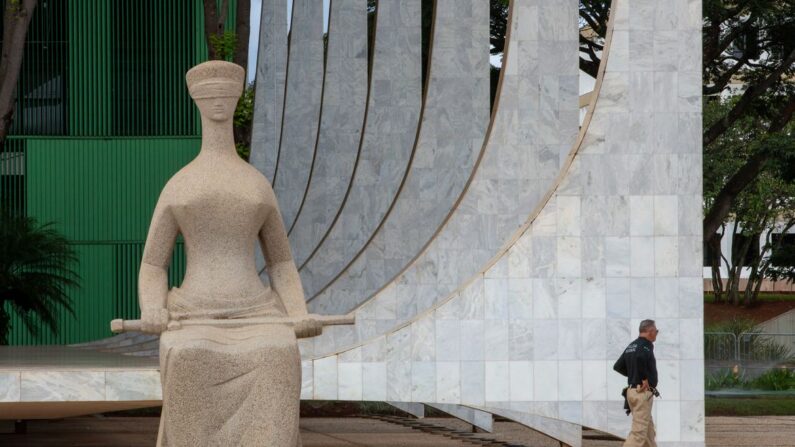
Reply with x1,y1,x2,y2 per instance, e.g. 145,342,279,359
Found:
309,0,579,319
250,0,287,183
304,0,705,445
307,0,490,310
298,0,422,297
272,0,325,229
288,0,368,264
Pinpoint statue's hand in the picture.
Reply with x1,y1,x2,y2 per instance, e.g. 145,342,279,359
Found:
294,317,323,339
141,308,170,334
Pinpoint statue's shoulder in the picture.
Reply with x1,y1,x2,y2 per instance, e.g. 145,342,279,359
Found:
238,161,275,194
157,165,195,203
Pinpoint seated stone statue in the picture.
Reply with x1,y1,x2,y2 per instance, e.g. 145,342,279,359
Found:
137,60,319,446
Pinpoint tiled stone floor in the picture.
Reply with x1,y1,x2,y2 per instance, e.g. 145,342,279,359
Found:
1,416,793,446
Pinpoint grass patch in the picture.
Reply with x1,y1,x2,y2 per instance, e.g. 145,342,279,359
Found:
706,396,795,416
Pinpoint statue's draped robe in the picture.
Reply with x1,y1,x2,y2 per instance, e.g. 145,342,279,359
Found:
157,288,301,446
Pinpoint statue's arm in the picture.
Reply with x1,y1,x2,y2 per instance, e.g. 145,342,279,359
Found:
259,204,308,317
138,196,178,332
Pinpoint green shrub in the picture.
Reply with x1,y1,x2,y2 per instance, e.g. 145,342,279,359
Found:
747,368,795,391
706,369,746,390
706,367,795,391
705,317,758,335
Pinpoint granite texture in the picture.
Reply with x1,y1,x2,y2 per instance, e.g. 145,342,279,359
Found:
288,0,368,266
297,0,423,298
250,0,287,183
140,61,318,446
308,0,490,314
272,0,325,231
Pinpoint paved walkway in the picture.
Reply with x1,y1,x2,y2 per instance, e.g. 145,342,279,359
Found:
0,416,617,447
1,416,794,446
706,416,795,447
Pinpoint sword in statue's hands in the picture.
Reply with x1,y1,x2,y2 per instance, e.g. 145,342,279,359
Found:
110,314,354,339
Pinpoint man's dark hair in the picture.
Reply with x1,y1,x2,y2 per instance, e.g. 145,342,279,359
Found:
639,319,656,333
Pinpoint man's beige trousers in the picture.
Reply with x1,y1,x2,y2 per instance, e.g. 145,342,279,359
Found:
623,388,656,447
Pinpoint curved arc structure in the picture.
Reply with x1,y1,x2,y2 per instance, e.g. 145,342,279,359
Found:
286,0,369,265
285,0,334,236
304,0,706,444
288,1,380,268
306,0,491,309
317,0,519,315
271,0,325,230
306,0,602,363
297,0,424,298
249,0,288,183
309,0,580,319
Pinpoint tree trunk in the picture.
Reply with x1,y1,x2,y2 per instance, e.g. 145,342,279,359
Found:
703,152,769,239
202,0,222,60
709,233,724,303
233,0,250,71
726,223,748,306
0,0,37,145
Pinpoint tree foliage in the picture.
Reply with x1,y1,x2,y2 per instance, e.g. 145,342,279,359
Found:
490,0,509,56
234,83,254,161
578,0,611,78
209,30,237,61
0,213,79,344
200,0,252,160
704,98,795,305
702,0,795,240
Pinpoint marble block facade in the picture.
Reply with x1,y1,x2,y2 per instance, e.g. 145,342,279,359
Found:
249,0,704,446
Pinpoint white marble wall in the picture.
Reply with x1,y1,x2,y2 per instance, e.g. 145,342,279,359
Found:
272,0,325,230
307,0,490,314
297,0,422,297
307,0,580,358
299,0,704,446
0,370,161,404
250,0,287,183
288,0,368,265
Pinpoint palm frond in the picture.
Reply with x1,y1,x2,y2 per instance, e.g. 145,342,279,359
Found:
0,213,80,343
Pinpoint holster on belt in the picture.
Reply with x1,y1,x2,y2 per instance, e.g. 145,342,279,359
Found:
622,386,631,415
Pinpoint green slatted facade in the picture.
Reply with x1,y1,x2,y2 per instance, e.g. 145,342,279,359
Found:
1,0,237,345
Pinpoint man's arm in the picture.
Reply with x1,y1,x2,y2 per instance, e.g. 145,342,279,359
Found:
613,351,628,377
637,350,650,391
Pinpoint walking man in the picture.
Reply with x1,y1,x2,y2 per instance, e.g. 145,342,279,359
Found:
613,319,659,447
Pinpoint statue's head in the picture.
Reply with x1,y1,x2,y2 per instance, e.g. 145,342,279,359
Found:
186,61,245,123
